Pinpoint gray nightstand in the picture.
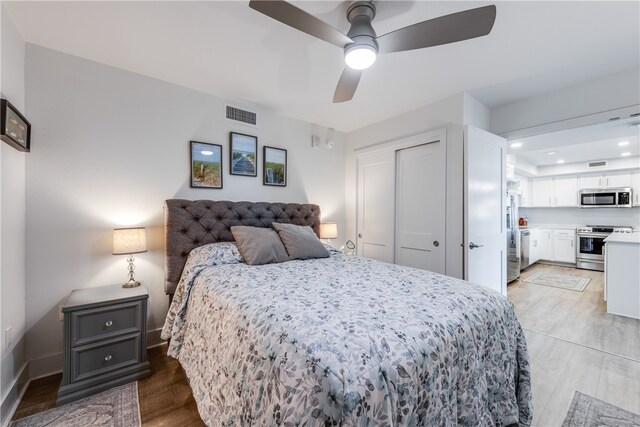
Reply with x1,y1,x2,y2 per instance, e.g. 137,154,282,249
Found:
56,284,151,405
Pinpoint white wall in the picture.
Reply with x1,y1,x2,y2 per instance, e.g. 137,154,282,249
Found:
24,45,347,376
345,93,466,279
491,68,640,136
0,3,28,423
521,207,640,229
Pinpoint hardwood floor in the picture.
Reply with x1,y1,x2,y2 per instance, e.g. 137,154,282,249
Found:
510,263,640,426
12,263,640,426
12,345,205,426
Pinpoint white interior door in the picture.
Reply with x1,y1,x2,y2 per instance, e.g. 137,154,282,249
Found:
356,151,395,262
395,142,446,273
464,125,507,295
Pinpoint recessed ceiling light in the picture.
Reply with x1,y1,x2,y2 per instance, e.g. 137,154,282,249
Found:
618,141,629,146
557,159,565,164
201,150,213,156
621,152,631,157
546,151,557,155
510,142,523,148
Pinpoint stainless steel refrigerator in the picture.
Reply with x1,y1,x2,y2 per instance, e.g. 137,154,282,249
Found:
506,191,521,282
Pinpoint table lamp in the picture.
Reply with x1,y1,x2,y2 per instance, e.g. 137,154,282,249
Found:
112,227,147,288
319,222,338,245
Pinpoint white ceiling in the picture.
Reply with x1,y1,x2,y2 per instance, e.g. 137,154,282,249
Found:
511,117,640,166
5,1,640,132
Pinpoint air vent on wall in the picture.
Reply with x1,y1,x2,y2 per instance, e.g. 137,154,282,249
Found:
588,160,607,168
225,105,257,127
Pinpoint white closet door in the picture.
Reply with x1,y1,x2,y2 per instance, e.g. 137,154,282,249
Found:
356,151,395,263
395,142,446,274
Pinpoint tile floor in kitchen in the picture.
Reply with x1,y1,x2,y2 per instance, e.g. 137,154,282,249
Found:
508,263,640,426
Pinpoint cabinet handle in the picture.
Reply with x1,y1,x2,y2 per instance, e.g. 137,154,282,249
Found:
104,355,112,362
606,177,609,187
105,321,113,327
571,240,574,247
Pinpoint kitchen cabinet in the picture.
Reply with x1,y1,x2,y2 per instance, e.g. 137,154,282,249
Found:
530,176,578,207
516,175,531,207
529,229,541,264
631,172,640,206
539,229,554,261
578,172,632,190
554,176,578,206
531,178,554,207
553,229,576,263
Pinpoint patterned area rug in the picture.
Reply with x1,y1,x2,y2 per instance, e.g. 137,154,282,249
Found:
10,382,140,427
523,271,590,292
563,391,640,426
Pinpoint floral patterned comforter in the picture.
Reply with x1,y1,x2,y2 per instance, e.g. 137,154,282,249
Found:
162,243,532,426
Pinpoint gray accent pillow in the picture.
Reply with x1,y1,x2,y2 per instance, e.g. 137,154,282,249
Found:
230,226,290,265
272,223,330,260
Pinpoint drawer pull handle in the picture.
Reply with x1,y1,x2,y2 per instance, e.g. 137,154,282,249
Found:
105,321,113,327
104,355,112,362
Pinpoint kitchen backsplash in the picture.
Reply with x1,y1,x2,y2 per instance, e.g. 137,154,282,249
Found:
520,207,640,228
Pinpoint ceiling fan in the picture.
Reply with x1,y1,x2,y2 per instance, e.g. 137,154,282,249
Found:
249,1,497,103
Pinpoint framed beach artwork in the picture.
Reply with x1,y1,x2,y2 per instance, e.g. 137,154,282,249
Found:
263,146,287,187
229,132,258,177
190,141,223,189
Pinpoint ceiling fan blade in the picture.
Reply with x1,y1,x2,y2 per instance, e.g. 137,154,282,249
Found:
333,67,362,103
377,5,497,54
249,0,352,48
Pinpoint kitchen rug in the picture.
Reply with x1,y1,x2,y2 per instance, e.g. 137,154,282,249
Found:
523,271,590,291
10,382,140,427
562,391,640,426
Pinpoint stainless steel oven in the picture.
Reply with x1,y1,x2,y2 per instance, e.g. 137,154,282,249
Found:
579,187,632,208
576,225,632,271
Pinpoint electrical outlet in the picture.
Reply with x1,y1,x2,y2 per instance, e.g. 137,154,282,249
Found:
4,327,12,349
58,305,65,321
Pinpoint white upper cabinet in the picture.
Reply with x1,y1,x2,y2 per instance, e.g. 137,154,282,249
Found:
578,172,632,190
632,172,640,206
604,171,632,188
554,176,578,206
530,176,578,207
531,178,554,207
579,174,602,189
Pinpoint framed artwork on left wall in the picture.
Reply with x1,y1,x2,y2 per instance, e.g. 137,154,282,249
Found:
190,141,223,189
1,99,31,152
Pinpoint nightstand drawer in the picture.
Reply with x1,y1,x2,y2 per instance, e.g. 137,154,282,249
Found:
71,334,141,383
71,301,142,346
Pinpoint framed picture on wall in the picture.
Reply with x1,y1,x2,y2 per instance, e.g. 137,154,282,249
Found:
1,99,31,152
263,146,287,187
229,132,258,177
190,141,223,189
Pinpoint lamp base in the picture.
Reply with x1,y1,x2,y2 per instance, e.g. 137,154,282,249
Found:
122,279,141,288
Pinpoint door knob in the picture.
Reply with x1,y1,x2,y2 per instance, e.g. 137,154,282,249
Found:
433,240,439,247
469,242,483,249
358,233,362,238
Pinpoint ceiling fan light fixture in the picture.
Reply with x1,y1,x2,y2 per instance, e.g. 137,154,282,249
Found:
345,44,377,70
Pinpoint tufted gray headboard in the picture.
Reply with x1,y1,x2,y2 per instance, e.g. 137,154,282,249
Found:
164,199,321,295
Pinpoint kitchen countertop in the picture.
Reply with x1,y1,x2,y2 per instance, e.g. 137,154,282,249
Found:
520,224,578,230
604,232,640,244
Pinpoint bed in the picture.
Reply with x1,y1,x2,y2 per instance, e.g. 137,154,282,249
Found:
161,199,532,426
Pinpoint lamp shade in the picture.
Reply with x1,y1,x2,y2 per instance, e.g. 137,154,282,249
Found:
112,227,147,255
319,222,338,239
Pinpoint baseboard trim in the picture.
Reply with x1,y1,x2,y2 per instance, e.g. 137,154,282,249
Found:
1,362,29,427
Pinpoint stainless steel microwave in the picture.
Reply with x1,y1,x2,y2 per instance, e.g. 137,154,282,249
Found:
579,187,633,208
